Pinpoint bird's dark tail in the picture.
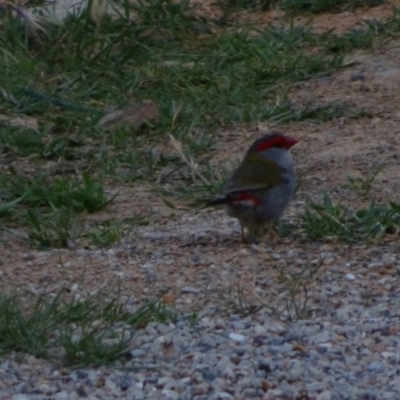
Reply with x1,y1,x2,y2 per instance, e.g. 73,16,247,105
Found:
205,196,230,207
206,191,262,208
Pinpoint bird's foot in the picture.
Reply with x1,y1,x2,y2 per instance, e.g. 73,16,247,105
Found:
247,225,281,244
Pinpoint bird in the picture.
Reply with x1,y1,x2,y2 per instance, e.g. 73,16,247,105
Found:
206,132,298,242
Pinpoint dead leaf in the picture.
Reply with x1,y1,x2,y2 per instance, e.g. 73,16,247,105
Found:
292,342,306,352
98,100,160,131
260,379,270,392
162,293,175,304
0,114,39,131
90,0,108,26
342,51,372,67
168,134,210,186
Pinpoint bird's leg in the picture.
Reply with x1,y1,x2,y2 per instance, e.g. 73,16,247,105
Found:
265,224,280,240
240,224,248,244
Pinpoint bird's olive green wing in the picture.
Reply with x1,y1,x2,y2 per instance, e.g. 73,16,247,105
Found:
225,154,283,193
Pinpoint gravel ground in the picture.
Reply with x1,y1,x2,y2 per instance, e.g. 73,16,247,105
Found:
2,305,400,400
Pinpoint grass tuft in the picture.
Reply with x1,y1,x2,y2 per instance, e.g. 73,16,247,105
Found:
277,258,324,321
302,194,400,242
0,287,176,367
345,164,386,197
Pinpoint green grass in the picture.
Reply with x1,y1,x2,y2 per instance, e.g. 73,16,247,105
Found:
345,163,387,197
226,259,324,321
301,163,397,243
1,170,112,212
302,194,400,242
276,258,324,321
0,287,177,367
87,215,150,247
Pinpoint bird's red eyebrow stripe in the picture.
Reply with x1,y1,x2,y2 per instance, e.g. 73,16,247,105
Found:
231,192,263,205
256,136,281,152
256,136,298,151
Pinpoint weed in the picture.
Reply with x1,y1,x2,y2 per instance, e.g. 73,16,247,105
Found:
0,169,115,248
345,164,386,197
225,260,324,321
26,207,82,248
302,194,400,242
276,259,324,321
87,215,149,247
226,284,264,317
293,101,370,122
1,169,113,209
0,195,26,219
0,286,176,366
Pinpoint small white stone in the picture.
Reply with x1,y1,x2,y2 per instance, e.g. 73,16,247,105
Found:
53,393,69,400
318,343,332,351
229,332,245,342
254,324,266,334
71,283,79,291
345,273,355,281
179,377,191,385
214,392,233,400
157,377,171,387
161,389,179,400
382,351,398,361
368,262,383,268
317,391,332,400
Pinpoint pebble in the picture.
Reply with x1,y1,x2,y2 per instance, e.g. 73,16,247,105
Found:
231,321,245,330
228,333,245,342
161,388,179,399
345,273,356,281
367,362,385,373
367,262,384,268
130,349,147,357
214,392,233,399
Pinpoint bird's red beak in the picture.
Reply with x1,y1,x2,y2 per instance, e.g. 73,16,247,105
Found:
285,136,298,149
